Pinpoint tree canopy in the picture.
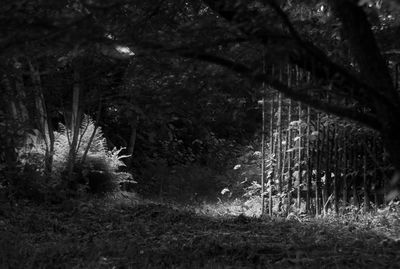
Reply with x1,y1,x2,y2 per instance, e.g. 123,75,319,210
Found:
1,0,400,199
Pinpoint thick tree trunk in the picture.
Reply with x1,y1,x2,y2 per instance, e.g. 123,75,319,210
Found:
14,66,29,122
382,122,400,166
1,76,18,168
2,76,18,121
381,123,400,190
330,0,400,192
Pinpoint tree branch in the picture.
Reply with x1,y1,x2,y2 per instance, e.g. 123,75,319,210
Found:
202,0,397,112
178,49,382,130
0,15,93,54
328,0,400,106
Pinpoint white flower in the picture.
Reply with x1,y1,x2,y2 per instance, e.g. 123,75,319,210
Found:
233,164,241,170
221,188,230,195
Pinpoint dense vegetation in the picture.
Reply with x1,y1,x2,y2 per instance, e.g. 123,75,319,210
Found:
1,0,400,267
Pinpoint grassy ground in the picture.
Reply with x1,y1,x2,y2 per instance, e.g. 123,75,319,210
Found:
1,194,400,268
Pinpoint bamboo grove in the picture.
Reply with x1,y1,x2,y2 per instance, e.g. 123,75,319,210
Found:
260,64,397,217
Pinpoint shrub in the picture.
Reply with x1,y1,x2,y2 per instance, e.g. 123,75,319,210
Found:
53,117,134,194
10,114,134,197
52,115,108,178
77,148,134,195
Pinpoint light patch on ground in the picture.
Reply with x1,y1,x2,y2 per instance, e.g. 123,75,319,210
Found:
115,46,135,56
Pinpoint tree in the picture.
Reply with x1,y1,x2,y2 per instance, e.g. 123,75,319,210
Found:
158,0,400,191
2,0,400,199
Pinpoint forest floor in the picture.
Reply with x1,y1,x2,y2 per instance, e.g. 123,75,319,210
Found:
1,193,400,269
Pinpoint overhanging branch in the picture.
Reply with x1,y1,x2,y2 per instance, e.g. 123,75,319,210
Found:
178,49,382,130
203,0,397,112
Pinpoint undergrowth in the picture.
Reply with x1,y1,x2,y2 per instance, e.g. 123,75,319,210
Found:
2,116,400,268
4,115,135,200
1,196,400,268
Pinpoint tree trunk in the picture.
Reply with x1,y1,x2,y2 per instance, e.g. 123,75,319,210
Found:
28,60,54,175
1,76,18,168
2,75,23,122
66,63,83,183
381,124,400,191
14,63,29,122
329,0,400,192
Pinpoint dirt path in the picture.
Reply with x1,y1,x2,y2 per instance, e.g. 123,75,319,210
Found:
1,201,400,268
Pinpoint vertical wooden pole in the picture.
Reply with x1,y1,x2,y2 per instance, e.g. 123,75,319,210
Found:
306,106,312,214
352,140,360,208
261,85,266,216
333,124,339,214
297,101,302,210
373,136,379,208
315,113,321,216
287,98,293,214
342,127,348,207
323,120,332,215
269,93,275,216
363,139,370,212
277,84,283,210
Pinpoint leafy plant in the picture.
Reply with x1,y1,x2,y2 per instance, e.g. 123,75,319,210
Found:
78,147,135,195
7,114,134,196
53,115,134,194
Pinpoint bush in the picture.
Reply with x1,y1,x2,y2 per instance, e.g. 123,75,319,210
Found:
8,114,134,198
54,117,134,195
77,148,134,195
52,115,108,179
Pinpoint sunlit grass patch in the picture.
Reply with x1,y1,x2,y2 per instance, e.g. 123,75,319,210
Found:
102,190,142,209
317,202,400,240
194,197,263,217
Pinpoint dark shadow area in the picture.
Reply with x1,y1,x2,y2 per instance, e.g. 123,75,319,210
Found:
1,200,399,268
